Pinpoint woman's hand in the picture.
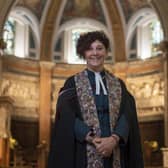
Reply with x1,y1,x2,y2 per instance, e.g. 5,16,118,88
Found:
92,135,119,157
85,131,94,144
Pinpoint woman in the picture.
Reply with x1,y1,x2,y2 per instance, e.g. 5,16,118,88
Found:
48,31,144,168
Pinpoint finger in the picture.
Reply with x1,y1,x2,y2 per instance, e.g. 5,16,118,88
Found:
92,138,102,147
96,145,105,153
93,137,101,143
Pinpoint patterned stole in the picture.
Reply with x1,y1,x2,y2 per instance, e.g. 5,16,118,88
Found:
74,69,122,168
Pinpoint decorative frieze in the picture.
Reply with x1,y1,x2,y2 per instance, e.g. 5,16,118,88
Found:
127,73,164,117
0,73,39,107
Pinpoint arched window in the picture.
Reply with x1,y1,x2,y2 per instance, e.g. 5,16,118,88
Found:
66,28,95,64
3,17,15,55
3,16,29,58
150,20,163,56
52,19,113,64
127,9,164,60
3,7,40,59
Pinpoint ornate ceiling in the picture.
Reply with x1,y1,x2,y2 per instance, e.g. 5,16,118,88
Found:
15,0,150,23
0,0,168,61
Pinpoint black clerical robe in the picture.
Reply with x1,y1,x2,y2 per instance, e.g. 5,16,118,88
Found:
48,75,144,168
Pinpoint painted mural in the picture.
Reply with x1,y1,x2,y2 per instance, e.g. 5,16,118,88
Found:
17,0,47,20
15,0,151,25
119,0,150,22
61,0,106,25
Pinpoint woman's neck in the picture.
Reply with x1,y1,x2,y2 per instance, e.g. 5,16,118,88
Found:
87,67,104,72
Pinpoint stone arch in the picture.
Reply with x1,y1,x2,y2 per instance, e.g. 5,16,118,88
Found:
103,0,126,62
40,0,63,61
40,0,126,62
126,8,158,58
126,8,157,43
9,6,40,56
52,18,113,63
151,0,168,39
0,0,17,36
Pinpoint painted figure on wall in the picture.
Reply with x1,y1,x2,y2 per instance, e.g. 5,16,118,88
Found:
61,0,106,24
17,0,47,19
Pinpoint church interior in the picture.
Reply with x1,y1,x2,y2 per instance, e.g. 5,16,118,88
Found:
0,0,168,167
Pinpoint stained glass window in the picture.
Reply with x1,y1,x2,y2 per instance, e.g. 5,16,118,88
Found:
129,19,163,60
149,20,163,56
3,18,15,55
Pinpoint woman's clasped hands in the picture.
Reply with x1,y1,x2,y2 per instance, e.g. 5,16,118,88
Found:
93,136,119,157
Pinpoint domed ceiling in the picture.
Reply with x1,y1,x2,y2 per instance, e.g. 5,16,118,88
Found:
15,0,150,24
16,0,47,20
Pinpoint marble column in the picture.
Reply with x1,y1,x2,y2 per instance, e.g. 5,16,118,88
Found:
0,96,14,167
38,61,54,168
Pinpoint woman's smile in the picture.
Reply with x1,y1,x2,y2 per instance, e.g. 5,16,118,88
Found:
84,40,107,72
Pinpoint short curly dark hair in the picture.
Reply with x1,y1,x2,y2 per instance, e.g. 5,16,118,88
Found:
76,31,109,59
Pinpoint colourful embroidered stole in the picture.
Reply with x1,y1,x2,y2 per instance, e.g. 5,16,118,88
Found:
75,69,122,168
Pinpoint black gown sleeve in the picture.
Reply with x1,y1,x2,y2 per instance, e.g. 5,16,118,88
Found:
48,76,76,168
113,113,129,144
119,79,144,168
48,76,87,168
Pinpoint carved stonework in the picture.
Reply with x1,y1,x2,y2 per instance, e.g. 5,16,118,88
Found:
127,73,164,117
0,72,39,119
0,96,13,138
1,79,39,104
1,73,39,106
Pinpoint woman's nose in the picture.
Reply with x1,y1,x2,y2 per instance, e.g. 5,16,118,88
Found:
92,49,97,55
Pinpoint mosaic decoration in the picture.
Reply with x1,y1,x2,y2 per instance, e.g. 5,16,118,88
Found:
119,0,150,22
61,0,106,25
16,0,47,20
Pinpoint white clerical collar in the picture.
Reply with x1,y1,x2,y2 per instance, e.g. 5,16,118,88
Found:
94,72,107,95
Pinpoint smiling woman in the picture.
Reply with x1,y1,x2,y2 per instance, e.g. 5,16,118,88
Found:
76,31,109,72
84,40,107,72
48,31,144,168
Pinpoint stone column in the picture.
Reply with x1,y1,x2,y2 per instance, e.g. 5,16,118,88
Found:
0,96,14,167
38,61,54,168
160,40,168,167
165,59,168,145
161,41,168,146
0,56,2,86
162,148,168,168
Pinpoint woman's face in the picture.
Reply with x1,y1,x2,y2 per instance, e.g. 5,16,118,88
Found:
84,40,107,72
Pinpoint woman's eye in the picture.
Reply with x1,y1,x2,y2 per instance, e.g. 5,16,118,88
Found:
97,47,103,50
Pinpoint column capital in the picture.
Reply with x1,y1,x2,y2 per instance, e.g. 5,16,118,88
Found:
39,61,55,70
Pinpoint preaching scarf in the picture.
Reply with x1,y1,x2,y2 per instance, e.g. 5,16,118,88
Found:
75,69,122,168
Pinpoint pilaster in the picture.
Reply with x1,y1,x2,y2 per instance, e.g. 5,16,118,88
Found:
0,96,14,167
162,148,168,167
38,61,54,168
